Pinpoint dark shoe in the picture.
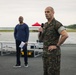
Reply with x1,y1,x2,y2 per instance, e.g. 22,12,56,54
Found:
13,64,21,68
24,64,29,67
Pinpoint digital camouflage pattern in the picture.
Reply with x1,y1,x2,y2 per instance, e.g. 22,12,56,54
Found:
39,18,63,75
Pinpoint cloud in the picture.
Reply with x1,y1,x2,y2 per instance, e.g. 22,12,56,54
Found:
0,0,76,27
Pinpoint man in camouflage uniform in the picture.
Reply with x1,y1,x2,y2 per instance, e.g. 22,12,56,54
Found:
38,6,68,75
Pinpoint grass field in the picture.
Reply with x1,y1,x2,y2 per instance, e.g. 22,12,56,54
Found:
0,30,14,32
0,29,76,32
66,28,76,32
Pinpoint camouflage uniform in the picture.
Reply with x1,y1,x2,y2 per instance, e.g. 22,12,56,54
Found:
39,18,63,75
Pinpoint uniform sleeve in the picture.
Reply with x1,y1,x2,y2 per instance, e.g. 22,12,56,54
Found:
58,26,66,34
55,21,66,34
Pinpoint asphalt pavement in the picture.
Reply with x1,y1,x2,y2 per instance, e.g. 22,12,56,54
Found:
0,44,76,75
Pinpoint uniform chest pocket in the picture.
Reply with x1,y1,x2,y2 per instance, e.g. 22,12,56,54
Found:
44,30,54,36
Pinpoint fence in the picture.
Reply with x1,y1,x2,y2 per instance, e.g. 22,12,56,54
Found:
0,41,43,57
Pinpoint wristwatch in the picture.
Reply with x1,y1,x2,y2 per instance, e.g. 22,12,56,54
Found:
56,45,59,48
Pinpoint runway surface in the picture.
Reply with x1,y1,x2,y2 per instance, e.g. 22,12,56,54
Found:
0,44,76,75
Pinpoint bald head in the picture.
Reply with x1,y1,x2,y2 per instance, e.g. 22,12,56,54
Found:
19,16,23,20
19,16,24,24
45,6,54,13
45,6,55,21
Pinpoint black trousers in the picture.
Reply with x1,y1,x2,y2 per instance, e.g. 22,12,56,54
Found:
15,40,28,65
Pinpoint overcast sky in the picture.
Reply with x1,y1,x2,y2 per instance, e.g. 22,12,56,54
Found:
0,0,76,27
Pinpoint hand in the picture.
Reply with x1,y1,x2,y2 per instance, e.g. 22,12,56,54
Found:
38,27,43,32
25,42,28,45
48,45,57,51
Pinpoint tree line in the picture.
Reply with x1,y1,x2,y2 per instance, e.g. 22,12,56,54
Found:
65,24,76,29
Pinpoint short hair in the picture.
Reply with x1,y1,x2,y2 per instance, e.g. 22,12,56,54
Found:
19,16,23,19
45,6,54,13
